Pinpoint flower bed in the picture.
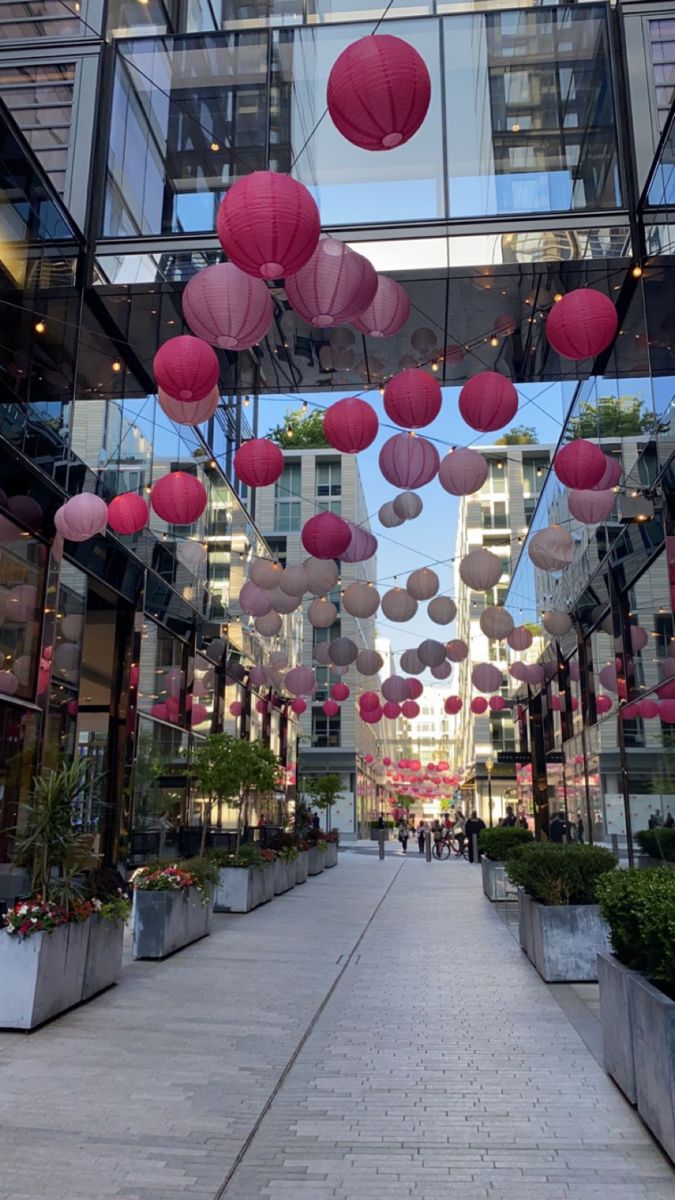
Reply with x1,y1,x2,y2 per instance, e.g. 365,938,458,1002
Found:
209,847,275,912
131,862,214,959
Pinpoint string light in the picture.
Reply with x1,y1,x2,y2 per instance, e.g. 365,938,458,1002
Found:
112,359,122,373
632,265,643,278
490,336,499,348
34,320,46,334
210,142,220,152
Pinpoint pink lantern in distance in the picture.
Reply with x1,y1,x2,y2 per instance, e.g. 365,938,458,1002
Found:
550,694,562,712
459,547,503,591
596,694,612,714
508,626,533,652
444,695,462,715
327,34,431,151
489,695,506,711
379,500,404,529
151,473,207,525
471,697,488,714
543,611,573,637
286,238,377,327
359,691,380,712
301,511,352,559
158,386,219,426
229,700,243,717
331,682,349,702
323,396,378,453
630,625,649,654
568,489,615,525
291,697,307,715
401,700,420,718
591,454,622,492
239,581,273,618
379,433,440,489
352,275,410,338
234,439,284,488
528,525,574,571
660,699,675,724
216,171,320,279
285,665,315,696
54,494,108,542
407,678,424,700
153,335,219,402
446,639,468,663
639,698,659,719
459,372,518,433
361,705,383,724
383,369,442,430
183,262,272,350
383,701,401,720
472,663,502,693
323,699,339,717
341,522,378,564
553,440,606,489
364,755,375,765
545,288,618,360
438,449,489,497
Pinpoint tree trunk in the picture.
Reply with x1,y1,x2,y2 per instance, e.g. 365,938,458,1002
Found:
235,793,245,858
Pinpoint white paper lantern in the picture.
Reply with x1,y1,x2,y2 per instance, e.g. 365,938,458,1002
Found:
342,581,380,618
308,597,338,628
268,586,303,614
528,526,574,572
406,567,439,601
255,611,282,637
459,547,503,591
313,642,331,665
438,448,489,496
178,540,208,572
356,649,383,675
393,492,423,520
507,625,533,652
280,563,309,596
60,613,84,642
329,636,358,666
381,588,418,622
417,639,446,668
303,557,339,594
472,662,503,693
378,501,404,528
249,557,283,590
479,605,514,640
400,648,424,674
542,610,573,637
285,665,316,696
426,596,456,625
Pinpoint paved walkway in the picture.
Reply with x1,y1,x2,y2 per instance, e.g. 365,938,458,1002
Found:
1,855,673,1200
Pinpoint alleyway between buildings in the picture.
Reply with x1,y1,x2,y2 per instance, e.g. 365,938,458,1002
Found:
1,854,674,1200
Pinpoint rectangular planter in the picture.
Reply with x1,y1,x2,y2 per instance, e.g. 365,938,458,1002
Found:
274,857,296,895
324,842,338,868
307,846,325,875
517,888,534,959
370,829,390,841
132,887,211,959
597,951,638,1105
0,920,90,1030
637,854,675,870
81,916,125,1002
213,866,263,913
260,863,276,903
295,850,309,885
630,972,675,1162
481,857,508,901
530,900,610,982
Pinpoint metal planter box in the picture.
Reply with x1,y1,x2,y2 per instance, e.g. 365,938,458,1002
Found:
274,857,296,895
0,920,90,1030
81,916,125,1002
517,888,534,959
324,841,338,868
597,951,639,1104
260,863,276,903
295,850,309,885
637,855,675,870
530,900,610,982
307,846,325,875
214,866,263,913
132,887,211,959
482,857,508,901
630,972,675,1162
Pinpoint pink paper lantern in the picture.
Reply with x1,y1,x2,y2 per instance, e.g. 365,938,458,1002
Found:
240,581,273,618
459,547,503,590
327,34,431,151
554,440,606,489
286,238,377,327
507,626,533,652
359,691,381,712
285,665,315,696
590,454,622,492
229,700,243,717
550,695,562,712
331,682,350,702
599,664,618,693
54,494,108,542
383,369,442,430
352,274,410,338
596,694,613,714
190,703,209,725
216,171,320,279
151,473,207,525
489,695,506,711
382,676,409,704
660,699,675,724
158,387,219,426
444,696,462,715
291,697,307,715
301,511,352,559
407,678,424,700
248,665,268,687
379,433,440,489
382,756,392,766
568,489,615,525
528,526,574,572
545,288,618,360
107,492,150,536
255,612,283,637
630,625,649,654
459,372,518,433
470,697,488,714
472,663,502,693
341,522,378,564
361,705,383,724
639,698,659,719
183,262,272,350
383,701,401,720
446,639,468,663
323,699,339,717
153,335,219,402
364,755,375,765
438,449,489,496
234,438,284,488
401,700,420,718
323,397,379,453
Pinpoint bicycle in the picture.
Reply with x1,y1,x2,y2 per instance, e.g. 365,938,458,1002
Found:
433,833,468,860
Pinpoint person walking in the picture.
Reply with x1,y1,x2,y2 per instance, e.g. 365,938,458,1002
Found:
576,812,585,843
549,810,568,843
502,805,517,827
417,821,426,854
397,820,409,854
465,810,485,862
454,808,466,855
312,811,321,830
666,811,674,829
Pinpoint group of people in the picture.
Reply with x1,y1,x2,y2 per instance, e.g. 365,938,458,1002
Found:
648,810,674,829
396,810,487,862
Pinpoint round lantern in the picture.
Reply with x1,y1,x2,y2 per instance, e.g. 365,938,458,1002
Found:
406,567,439,601
427,596,456,625
301,511,352,559
417,639,446,668
445,639,468,663
407,678,424,699
543,610,573,637
269,651,288,669
479,606,514,640
255,698,268,716
458,372,518,433
528,525,574,572
285,665,315,696
382,675,410,704
553,440,606,490
630,625,649,654
234,439,284,488
472,663,502,693
183,262,273,350
54,494,108,543
438,448,489,497
545,288,618,360
291,697,307,715
308,597,338,628
359,691,380,712
0,671,18,696
326,34,431,151
279,563,309,596
568,488,615,525
216,171,320,280
393,491,423,520
331,682,349,702
383,369,442,430
660,700,675,724
158,386,219,426
177,540,208,572
151,703,169,721
342,582,379,619
361,706,383,724
639,698,659,719
459,547,502,591
352,274,410,338
342,522,378,564
356,649,383,676
400,648,423,674
489,696,506,711
107,492,148,536
323,699,339,717
525,664,545,686
599,664,617,693
206,639,226,665
323,396,378,453
596,694,612,714
151,472,207,525
249,665,268,687
378,501,405,529
255,611,283,637
470,697,488,715
401,700,420,719
381,588,417,622
3,583,36,623
329,637,358,666
591,454,622,492
286,238,377,327
153,335,219,403
60,614,83,642
431,661,451,680
250,558,283,590
510,662,528,682
313,642,331,666
550,695,562,712
239,581,273,618
379,434,439,489
269,586,302,614
508,626,533,652
229,700,243,717
383,701,401,720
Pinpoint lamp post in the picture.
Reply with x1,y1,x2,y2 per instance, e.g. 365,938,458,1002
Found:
486,757,494,827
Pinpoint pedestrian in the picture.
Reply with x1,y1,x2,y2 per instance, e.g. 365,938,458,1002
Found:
465,810,485,862
417,821,426,854
312,811,321,830
431,819,442,850
648,810,661,829
454,808,466,855
518,812,529,830
257,812,266,829
376,813,385,830
576,812,585,843
502,805,517,827
666,811,675,829
549,809,568,843
397,820,409,854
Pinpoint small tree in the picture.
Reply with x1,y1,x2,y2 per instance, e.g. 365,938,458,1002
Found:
494,425,538,445
13,760,94,907
268,407,329,448
567,396,651,440
193,734,279,856
304,773,342,831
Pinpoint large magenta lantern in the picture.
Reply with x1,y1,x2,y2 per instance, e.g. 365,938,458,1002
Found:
234,438,284,488
327,35,431,152
470,697,488,715
383,369,442,429
291,697,307,715
301,511,352,559
158,387,219,426
401,700,420,719
107,492,149,536
352,275,410,338
383,701,401,720
359,691,380,712
54,494,108,542
438,449,489,496
458,372,518,433
545,288,618,360
153,335,219,402
568,488,615,525
323,396,378,453
361,705,383,724
341,522,378,563
553,439,606,489
183,263,272,351
216,171,320,279
379,433,440,489
444,695,462,715
286,238,377,327
151,472,207,525
596,694,612,714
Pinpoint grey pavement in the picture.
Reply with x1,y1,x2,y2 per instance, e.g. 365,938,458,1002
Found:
1,854,673,1200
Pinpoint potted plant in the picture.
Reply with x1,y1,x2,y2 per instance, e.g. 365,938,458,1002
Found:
506,843,616,982
304,773,342,852
323,829,339,868
478,826,533,901
193,734,280,857
295,838,310,885
597,868,675,1158
209,844,276,913
305,827,327,875
635,828,675,869
130,857,216,959
267,834,298,895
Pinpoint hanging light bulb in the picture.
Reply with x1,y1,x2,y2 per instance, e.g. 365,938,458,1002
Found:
112,359,122,373
34,320,46,334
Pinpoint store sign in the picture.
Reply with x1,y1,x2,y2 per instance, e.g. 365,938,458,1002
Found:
497,751,532,764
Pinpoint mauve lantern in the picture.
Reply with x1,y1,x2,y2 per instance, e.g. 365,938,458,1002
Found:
445,639,468,663
291,697,307,715
356,649,383,675
216,171,320,280
459,372,518,433
256,611,282,637
285,665,315,696
439,449,489,496
471,697,488,715
427,596,456,625
323,396,378,453
400,649,423,674
472,663,502,693
479,606,514,640
407,567,439,600
341,522,378,563
352,275,410,338
382,676,409,704
304,558,339,594
393,492,423,520
381,588,417,622
107,492,149,535
591,454,622,492
234,438,284,488
342,582,379,619
308,597,338,628
158,387,219,426
630,625,649,654
417,639,446,668
151,472,207,525
361,705,383,724
326,34,431,151
459,547,502,591
153,335,219,402
543,610,573,637
383,369,442,430
528,526,574,572
229,701,243,717
568,488,615,525
301,511,352,559
553,439,606,489
54,494,108,542
383,701,401,720
545,288,618,360
248,665,268,687
509,662,528,682
431,661,451,680
507,625,533,652
286,238,377,327
359,691,380,712
401,700,420,719
379,434,440,489
378,501,405,528
239,581,273,618
183,262,272,351
329,637,358,666
489,696,506,712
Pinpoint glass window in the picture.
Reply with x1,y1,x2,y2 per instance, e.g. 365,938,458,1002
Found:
275,462,301,531
138,617,188,727
522,456,549,496
649,18,675,132
0,62,75,196
485,457,506,493
0,510,46,703
312,706,340,746
0,704,39,864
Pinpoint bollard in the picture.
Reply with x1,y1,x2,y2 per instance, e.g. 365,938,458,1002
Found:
378,829,385,860
611,833,619,863
472,832,480,865
425,830,432,862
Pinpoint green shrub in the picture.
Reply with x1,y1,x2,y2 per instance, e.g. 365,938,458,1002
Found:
598,869,675,999
506,842,616,906
635,828,675,863
369,820,395,829
479,826,533,861
208,845,265,869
